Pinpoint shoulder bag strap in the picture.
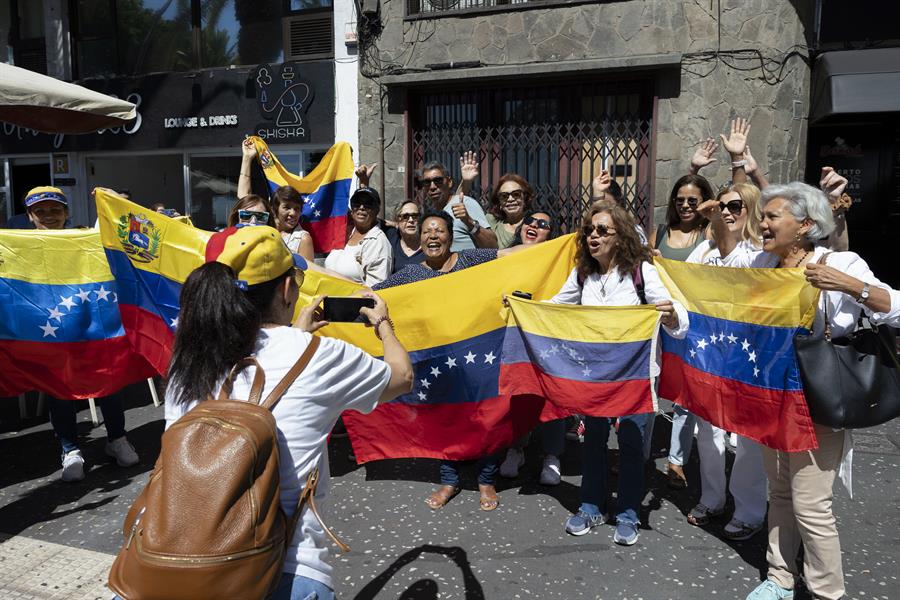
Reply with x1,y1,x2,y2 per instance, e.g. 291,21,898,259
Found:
288,466,351,553
817,252,833,341
633,262,647,305
262,335,321,411
217,357,266,404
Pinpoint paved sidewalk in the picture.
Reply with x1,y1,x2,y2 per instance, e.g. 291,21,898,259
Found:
0,533,113,600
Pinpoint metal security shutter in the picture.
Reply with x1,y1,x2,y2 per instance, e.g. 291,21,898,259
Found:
283,12,334,62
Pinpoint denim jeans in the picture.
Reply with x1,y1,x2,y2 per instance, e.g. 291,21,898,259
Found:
271,573,335,600
508,419,566,456
579,413,652,524
667,404,696,466
48,396,126,456
440,456,498,486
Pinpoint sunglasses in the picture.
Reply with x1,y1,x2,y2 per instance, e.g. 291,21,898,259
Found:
719,199,744,214
498,189,525,202
417,176,446,188
350,202,376,211
583,223,617,237
523,215,551,230
237,209,270,224
398,212,421,222
674,196,700,208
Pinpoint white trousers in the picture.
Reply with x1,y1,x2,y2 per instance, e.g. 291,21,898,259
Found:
695,416,768,526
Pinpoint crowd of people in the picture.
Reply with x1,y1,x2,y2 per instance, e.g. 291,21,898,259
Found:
9,117,900,600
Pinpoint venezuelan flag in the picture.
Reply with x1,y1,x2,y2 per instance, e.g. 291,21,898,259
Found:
0,228,155,398
500,297,659,420
655,258,820,452
97,190,211,375
331,236,578,463
251,137,354,253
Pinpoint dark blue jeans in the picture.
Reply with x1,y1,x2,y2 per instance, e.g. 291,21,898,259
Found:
440,456,498,486
48,396,126,456
580,413,652,524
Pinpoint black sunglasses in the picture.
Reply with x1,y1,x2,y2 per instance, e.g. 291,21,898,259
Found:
237,209,270,224
398,212,421,221
498,190,525,202
417,176,446,188
523,215,551,230
583,223,616,237
719,199,744,214
675,196,700,208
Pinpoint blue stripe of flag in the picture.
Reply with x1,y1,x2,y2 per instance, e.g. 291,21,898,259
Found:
501,326,651,383
104,249,180,331
0,276,124,342
661,311,805,392
265,178,351,223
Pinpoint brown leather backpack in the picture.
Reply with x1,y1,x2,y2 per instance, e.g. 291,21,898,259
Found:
108,337,345,600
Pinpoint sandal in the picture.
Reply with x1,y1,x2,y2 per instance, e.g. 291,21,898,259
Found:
722,518,764,541
478,484,499,511
686,503,725,526
425,485,459,510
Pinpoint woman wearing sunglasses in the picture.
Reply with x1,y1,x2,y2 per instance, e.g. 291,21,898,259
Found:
486,174,535,249
385,200,425,274
227,195,274,228
324,188,392,287
681,183,769,542
554,201,688,546
650,173,714,490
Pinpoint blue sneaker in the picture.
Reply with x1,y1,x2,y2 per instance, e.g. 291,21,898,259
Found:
565,510,604,536
613,519,639,546
746,580,794,600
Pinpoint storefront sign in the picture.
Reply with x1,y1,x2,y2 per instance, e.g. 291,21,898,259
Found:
0,63,334,153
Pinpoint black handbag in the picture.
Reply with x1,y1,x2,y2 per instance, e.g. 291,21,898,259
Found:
793,261,900,429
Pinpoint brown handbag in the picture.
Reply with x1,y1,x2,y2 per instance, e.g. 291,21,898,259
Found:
108,337,346,600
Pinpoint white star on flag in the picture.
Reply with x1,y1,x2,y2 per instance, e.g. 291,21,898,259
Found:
94,285,112,301
59,295,76,310
696,339,708,350
753,367,760,377
39,322,58,337
170,317,179,328
581,366,591,377
314,210,321,217
483,352,496,365
709,334,718,345
48,307,64,321
464,351,476,364
417,391,427,401
445,357,457,368
420,379,431,389
689,348,696,358
727,333,737,344
718,333,726,343
112,293,118,303
741,339,751,351
75,289,92,302
430,366,441,377
748,350,757,363
539,348,550,360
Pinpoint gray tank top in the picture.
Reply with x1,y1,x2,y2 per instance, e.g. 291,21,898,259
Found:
656,226,705,262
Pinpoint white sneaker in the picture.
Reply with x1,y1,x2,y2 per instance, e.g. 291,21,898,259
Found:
61,450,85,482
105,436,139,467
499,448,525,478
539,454,562,485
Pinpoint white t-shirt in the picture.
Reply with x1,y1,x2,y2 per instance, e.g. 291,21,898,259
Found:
440,195,491,252
323,225,392,287
164,327,391,589
686,239,759,266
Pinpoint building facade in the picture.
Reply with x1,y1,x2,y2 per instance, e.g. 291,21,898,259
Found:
0,0,360,230
356,0,814,231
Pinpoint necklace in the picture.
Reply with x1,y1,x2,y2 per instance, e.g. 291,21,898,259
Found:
599,271,613,297
783,248,811,269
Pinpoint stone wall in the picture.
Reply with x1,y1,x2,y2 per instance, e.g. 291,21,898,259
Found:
359,0,814,223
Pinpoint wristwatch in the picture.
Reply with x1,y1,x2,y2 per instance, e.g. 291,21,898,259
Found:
857,283,870,304
468,220,481,235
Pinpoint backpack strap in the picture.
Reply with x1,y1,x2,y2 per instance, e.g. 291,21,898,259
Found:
289,466,351,553
217,357,266,404
633,262,647,305
262,336,321,410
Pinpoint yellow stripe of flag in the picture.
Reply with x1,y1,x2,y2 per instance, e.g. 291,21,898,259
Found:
504,295,659,342
0,229,112,285
654,257,818,329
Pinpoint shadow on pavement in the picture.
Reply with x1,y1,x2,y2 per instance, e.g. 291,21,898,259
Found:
353,544,484,600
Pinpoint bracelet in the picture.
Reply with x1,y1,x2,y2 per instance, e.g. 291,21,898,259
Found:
731,159,747,168
373,316,394,340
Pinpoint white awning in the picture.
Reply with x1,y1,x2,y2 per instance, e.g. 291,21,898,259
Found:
0,63,137,134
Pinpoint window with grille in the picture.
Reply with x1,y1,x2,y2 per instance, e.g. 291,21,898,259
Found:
409,80,655,233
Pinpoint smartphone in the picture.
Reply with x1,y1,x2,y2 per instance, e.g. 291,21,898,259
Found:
512,290,533,300
323,296,376,322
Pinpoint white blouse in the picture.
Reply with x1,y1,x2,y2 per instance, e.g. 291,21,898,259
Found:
721,245,900,339
323,225,392,287
551,261,689,339
686,239,760,266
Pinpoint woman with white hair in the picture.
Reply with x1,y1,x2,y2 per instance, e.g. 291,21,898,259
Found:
706,181,900,600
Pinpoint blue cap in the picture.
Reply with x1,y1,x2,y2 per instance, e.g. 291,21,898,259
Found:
292,253,308,271
25,186,68,207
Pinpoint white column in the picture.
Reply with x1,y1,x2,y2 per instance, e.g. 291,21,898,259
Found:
43,0,71,80
333,0,360,158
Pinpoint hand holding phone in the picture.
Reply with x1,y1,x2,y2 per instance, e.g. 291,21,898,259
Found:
323,296,376,322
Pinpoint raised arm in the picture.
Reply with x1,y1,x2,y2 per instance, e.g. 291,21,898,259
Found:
458,151,479,197
688,138,719,176
743,146,769,189
358,292,414,402
697,198,735,258
819,166,850,252
720,117,750,185
238,137,256,199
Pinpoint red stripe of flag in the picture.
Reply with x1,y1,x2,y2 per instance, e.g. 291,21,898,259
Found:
118,304,174,376
303,216,347,254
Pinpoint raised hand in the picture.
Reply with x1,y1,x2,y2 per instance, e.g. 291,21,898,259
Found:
294,295,329,333
450,190,472,227
690,138,719,173
743,146,759,174
241,137,258,160
355,163,378,188
592,169,612,198
819,166,848,201
720,117,750,159
459,151,479,184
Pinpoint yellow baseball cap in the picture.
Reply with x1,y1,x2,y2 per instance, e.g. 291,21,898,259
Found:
204,225,307,288
25,186,68,207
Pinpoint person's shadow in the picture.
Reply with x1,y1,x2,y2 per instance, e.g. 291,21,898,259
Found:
353,545,484,600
